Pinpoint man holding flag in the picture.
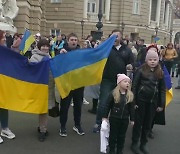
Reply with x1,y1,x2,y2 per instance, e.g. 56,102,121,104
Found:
50,32,116,137
93,29,134,133
56,33,85,137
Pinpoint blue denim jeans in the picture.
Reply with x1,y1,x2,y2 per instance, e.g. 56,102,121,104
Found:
178,74,180,86
95,79,116,125
0,108,8,129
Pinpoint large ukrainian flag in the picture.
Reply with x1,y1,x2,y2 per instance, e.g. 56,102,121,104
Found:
163,65,173,106
0,46,49,114
50,35,116,99
19,29,35,55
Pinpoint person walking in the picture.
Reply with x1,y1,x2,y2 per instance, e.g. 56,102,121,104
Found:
175,44,180,89
161,43,178,74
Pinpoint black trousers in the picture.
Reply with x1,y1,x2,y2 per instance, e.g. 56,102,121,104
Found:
132,102,156,144
60,87,84,128
164,60,173,75
109,118,129,154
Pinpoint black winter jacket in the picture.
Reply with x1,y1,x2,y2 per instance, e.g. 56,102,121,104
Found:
102,93,135,121
132,65,166,108
102,45,134,83
63,44,80,52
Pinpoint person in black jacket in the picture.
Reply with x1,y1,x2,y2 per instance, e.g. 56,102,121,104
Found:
135,39,147,67
5,32,13,48
131,48,166,154
93,29,134,133
102,74,135,154
58,33,85,137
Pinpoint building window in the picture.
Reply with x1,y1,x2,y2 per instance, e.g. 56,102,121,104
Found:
87,0,97,13
51,0,62,3
50,29,60,36
102,0,106,14
130,33,139,41
87,0,106,14
132,0,140,15
151,0,157,21
163,1,168,23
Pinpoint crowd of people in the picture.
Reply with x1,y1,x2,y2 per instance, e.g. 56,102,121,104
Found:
0,29,180,154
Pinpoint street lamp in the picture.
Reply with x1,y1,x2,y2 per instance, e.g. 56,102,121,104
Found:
121,22,125,38
80,20,85,39
155,26,158,37
95,0,103,40
170,28,173,43
154,26,158,43
165,0,175,43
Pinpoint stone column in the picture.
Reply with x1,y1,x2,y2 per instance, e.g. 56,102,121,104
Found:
105,0,111,21
156,0,161,26
165,4,170,28
148,0,152,25
83,0,88,19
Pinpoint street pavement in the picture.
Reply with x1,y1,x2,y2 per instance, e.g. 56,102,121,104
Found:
0,78,180,154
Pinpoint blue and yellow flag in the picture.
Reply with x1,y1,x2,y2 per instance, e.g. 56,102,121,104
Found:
50,36,116,99
50,36,57,58
0,46,49,114
52,36,57,43
163,65,173,106
19,29,35,55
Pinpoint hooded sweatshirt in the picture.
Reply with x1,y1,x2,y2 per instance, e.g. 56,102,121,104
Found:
29,48,51,62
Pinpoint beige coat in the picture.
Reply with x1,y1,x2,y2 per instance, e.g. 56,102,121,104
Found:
162,48,178,61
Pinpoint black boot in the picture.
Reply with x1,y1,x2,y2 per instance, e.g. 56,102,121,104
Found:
117,150,123,154
88,99,98,114
140,143,149,154
131,142,140,154
108,149,115,154
148,130,154,139
39,132,46,142
171,72,174,77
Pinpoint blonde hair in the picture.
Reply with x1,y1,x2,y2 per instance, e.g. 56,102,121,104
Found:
79,40,88,48
112,86,134,104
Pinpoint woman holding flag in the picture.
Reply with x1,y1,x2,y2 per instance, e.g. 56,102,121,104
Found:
0,30,15,144
29,38,55,142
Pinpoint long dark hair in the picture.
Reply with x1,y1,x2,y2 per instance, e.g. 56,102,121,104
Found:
0,30,5,41
141,63,163,79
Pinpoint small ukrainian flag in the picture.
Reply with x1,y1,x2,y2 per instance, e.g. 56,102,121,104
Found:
19,29,35,55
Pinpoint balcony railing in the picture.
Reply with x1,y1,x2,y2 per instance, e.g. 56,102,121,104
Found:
87,12,106,22
150,20,158,28
87,12,98,22
173,19,180,24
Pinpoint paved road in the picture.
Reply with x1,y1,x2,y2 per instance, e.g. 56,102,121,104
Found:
0,78,180,154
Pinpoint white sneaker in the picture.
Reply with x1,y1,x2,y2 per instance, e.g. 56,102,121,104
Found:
0,136,3,144
1,128,15,139
83,98,89,105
